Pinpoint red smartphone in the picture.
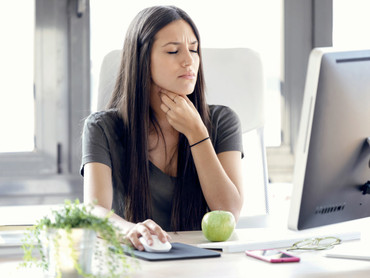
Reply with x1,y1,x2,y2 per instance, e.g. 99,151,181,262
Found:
245,249,300,263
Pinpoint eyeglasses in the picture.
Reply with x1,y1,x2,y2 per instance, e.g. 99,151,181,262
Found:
287,237,341,251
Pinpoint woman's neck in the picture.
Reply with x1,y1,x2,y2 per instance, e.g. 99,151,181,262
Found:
149,84,177,134
148,84,179,176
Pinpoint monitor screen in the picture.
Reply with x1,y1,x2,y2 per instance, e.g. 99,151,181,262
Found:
288,48,370,230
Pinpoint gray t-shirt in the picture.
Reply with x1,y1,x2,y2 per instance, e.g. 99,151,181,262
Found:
80,105,243,231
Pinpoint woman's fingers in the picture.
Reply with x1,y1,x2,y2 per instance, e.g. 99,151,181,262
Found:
160,91,191,116
142,219,171,243
158,88,207,139
125,222,149,251
160,88,178,101
160,102,171,114
160,92,180,110
126,220,170,250
160,94,175,112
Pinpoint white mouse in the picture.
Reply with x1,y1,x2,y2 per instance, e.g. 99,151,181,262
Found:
139,235,172,253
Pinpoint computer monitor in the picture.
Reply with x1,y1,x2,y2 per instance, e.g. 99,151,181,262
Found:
288,48,370,230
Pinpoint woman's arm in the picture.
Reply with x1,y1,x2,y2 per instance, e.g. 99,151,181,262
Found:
191,146,243,221
160,90,244,220
83,162,170,250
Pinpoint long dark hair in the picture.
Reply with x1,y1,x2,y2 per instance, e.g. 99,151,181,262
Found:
107,6,210,231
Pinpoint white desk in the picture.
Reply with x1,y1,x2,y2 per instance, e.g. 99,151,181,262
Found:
1,226,370,278
1,204,370,278
129,228,370,278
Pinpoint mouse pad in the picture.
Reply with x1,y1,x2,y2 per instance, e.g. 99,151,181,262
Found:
127,242,221,261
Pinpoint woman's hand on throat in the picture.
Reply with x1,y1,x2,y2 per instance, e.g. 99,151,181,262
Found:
159,88,208,143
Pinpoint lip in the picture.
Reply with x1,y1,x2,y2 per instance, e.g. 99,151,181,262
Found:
178,71,196,80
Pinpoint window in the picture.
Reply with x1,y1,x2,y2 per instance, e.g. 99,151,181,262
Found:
0,0,90,206
333,0,370,48
0,1,35,153
0,0,58,176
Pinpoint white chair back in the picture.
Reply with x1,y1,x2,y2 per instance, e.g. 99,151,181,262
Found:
202,48,264,133
202,48,269,220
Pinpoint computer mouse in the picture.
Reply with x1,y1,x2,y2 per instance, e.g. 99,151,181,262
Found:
139,235,172,252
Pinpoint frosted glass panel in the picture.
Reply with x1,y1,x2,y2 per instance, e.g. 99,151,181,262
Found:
333,0,370,49
0,0,35,152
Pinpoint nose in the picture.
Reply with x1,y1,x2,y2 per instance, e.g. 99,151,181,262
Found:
182,50,194,67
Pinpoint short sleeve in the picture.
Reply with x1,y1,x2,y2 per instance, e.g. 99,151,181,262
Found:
80,113,112,176
209,105,244,158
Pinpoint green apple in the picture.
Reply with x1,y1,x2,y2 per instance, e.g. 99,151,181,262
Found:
201,210,235,242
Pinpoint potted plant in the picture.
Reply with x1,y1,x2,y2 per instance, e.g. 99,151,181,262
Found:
20,199,137,278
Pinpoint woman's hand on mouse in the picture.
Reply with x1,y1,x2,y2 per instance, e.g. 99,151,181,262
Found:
159,88,209,144
125,219,171,251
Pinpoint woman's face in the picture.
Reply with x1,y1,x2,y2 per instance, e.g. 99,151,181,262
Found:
150,19,200,96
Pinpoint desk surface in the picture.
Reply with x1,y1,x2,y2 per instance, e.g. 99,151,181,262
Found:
131,229,370,278
1,203,370,278
1,227,370,278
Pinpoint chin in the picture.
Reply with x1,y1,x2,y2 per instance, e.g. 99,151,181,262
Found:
181,90,195,96
178,85,197,95
158,82,196,96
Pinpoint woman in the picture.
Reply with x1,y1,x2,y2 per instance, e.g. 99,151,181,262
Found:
81,5,243,251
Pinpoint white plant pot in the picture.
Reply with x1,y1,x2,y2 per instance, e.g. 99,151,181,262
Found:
44,228,96,278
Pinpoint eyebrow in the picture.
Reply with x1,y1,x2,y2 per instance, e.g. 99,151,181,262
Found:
161,41,198,47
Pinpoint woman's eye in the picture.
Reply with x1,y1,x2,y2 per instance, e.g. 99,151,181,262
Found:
167,51,178,54
190,50,198,53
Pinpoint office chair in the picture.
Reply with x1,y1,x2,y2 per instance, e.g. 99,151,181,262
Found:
97,48,269,225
